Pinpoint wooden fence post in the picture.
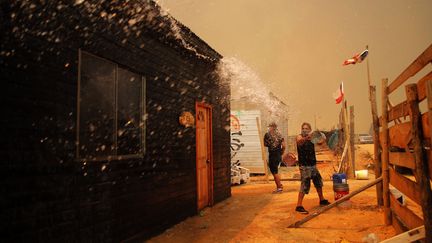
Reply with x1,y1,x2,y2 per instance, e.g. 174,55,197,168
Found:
342,101,353,177
339,107,344,154
349,105,355,176
381,78,391,225
412,82,432,241
370,85,383,206
340,106,346,172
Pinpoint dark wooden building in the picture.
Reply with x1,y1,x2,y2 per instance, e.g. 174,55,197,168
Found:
0,1,231,241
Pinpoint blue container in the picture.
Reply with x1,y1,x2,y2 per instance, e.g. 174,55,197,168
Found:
332,173,347,184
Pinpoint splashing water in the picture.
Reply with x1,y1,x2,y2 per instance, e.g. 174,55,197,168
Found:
157,3,212,60
217,57,290,117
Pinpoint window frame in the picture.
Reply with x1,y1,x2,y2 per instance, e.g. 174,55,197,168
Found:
76,49,146,161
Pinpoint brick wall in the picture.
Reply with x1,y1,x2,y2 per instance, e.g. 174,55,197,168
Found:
0,1,230,242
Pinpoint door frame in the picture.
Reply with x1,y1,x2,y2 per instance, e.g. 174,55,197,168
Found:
195,101,214,209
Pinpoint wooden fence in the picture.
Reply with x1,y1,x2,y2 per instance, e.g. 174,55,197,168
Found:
336,101,355,177
379,44,432,241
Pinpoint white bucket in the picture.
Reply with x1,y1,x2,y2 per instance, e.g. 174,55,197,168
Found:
355,170,369,180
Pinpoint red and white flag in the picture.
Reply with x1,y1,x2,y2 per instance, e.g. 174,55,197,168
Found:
333,82,344,104
343,49,368,66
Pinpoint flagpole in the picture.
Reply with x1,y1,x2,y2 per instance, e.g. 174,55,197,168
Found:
365,44,384,206
366,45,372,101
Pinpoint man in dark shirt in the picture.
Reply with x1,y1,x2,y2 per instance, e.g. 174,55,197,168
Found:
264,122,285,193
295,122,330,214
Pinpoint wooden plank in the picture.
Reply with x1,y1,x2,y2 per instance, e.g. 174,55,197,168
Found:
389,122,412,148
389,167,422,205
389,152,415,169
421,112,430,139
391,214,407,234
381,225,425,243
383,114,432,146
416,71,432,101
390,193,424,229
388,101,409,122
379,122,411,149
381,78,392,225
387,43,432,94
288,177,383,228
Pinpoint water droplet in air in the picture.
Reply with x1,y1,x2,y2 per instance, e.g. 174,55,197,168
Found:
128,18,137,26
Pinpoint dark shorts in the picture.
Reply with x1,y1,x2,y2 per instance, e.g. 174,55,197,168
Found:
299,166,323,194
268,151,282,174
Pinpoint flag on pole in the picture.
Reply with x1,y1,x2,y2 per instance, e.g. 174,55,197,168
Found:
342,49,369,66
333,82,344,104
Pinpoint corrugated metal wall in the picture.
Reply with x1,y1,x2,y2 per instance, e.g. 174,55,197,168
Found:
231,110,265,173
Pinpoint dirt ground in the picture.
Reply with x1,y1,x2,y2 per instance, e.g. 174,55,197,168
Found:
148,144,396,243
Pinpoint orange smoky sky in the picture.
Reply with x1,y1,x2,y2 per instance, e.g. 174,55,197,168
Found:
159,0,432,135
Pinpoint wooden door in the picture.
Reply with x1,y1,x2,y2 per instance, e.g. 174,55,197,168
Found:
196,102,213,210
